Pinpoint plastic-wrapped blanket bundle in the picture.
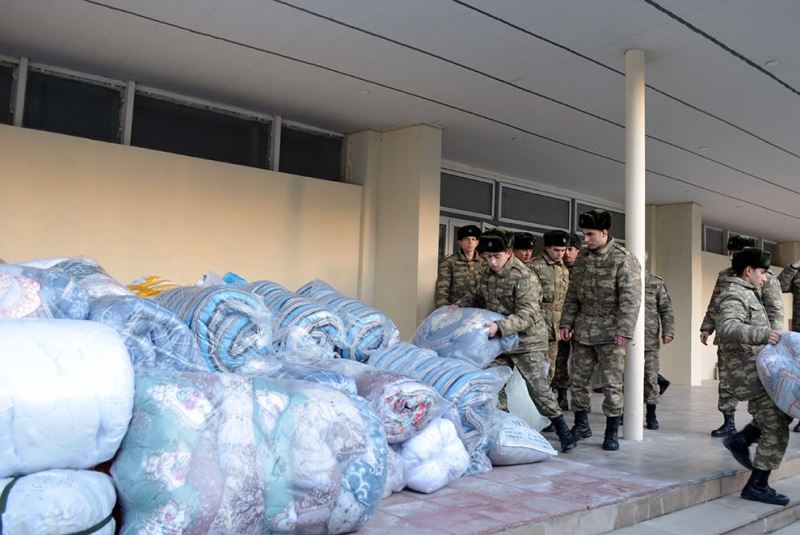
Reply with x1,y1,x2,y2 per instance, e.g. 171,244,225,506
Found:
0,469,116,534
0,320,134,478
384,446,406,498
89,295,209,372
484,411,557,465
757,331,800,418
112,370,387,535
396,418,469,494
246,280,344,361
249,360,358,395
412,306,520,368
54,258,132,300
298,279,400,362
368,342,511,453
0,264,89,319
156,285,274,372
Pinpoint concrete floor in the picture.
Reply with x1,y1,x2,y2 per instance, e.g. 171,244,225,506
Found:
360,384,800,534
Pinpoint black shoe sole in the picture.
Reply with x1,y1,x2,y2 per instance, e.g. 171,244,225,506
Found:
571,429,592,441
602,442,619,451
741,490,790,506
646,423,659,430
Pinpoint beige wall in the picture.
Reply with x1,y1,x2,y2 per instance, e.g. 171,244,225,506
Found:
0,125,363,294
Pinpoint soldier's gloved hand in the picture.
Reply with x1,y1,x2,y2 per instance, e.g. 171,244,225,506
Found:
614,335,630,348
766,330,781,345
559,328,572,341
487,322,499,338
662,336,673,345
699,331,710,346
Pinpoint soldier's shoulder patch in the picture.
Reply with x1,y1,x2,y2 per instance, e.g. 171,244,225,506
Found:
518,277,531,291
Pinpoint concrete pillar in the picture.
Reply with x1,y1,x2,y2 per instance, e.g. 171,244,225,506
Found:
624,48,646,442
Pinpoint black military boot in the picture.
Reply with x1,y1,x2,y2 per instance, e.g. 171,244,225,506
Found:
551,416,576,453
541,421,555,433
602,416,620,451
793,420,800,433
723,423,761,470
557,388,570,411
571,410,592,441
645,404,659,430
657,374,671,396
711,414,736,437
741,469,790,506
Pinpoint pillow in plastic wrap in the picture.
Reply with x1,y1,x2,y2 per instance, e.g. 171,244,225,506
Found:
383,446,406,498
156,285,274,371
89,295,209,372
112,370,387,535
297,279,400,362
16,256,71,269
485,411,557,465
757,331,800,418
397,418,468,494
0,469,116,534
0,264,90,319
0,320,134,478
54,258,132,300
412,306,519,368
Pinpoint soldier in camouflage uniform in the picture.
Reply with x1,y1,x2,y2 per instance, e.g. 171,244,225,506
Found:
457,229,577,453
643,271,675,430
560,210,642,451
553,232,582,411
716,248,789,506
512,232,536,267
700,235,785,437
434,225,483,308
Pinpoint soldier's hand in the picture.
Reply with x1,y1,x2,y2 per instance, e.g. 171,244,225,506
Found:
662,336,673,345
792,259,800,269
614,335,630,347
700,331,710,346
448,304,460,310
487,322,499,338
767,330,781,345
560,328,572,341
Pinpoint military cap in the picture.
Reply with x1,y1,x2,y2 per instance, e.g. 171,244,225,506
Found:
732,247,771,274
543,230,570,247
567,233,582,248
457,225,482,241
512,232,536,250
727,234,757,252
478,229,513,254
578,209,612,231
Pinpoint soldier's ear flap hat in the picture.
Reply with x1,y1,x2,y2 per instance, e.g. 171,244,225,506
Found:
457,225,482,241
512,232,536,250
543,230,569,247
727,235,757,252
567,233,582,248
578,209,612,231
732,247,771,274
478,229,513,254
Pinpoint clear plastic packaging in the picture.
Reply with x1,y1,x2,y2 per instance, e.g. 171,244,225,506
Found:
484,411,557,465
127,275,181,297
396,418,469,494
297,279,400,362
112,370,387,534
757,331,800,418
156,285,274,372
412,306,520,368
0,264,89,319
54,258,132,300
0,320,134,478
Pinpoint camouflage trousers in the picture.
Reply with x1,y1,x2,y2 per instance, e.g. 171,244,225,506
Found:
717,347,740,415
570,342,625,417
644,349,660,405
490,348,562,419
744,388,793,471
546,339,559,383
551,339,571,389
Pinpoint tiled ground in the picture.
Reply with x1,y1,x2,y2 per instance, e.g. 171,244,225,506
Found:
359,384,800,534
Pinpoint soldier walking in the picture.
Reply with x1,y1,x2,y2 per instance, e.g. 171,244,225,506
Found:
700,235,784,437
457,229,577,453
553,232,582,410
717,248,790,506
560,210,642,451
643,270,675,430
434,225,483,308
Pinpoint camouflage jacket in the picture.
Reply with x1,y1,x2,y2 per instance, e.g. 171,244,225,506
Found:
777,264,800,332
700,267,784,343
434,249,483,308
529,253,569,340
559,238,642,345
715,277,772,400
644,273,675,350
457,256,547,351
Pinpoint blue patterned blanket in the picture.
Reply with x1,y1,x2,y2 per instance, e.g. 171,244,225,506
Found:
0,264,89,319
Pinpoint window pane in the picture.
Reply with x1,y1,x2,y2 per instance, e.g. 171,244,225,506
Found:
704,227,725,255
279,126,342,181
440,173,493,216
132,94,268,168
0,65,12,125
500,186,570,229
24,72,121,142
576,202,625,240
763,241,778,266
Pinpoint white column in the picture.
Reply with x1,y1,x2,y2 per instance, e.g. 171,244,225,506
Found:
623,48,646,442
